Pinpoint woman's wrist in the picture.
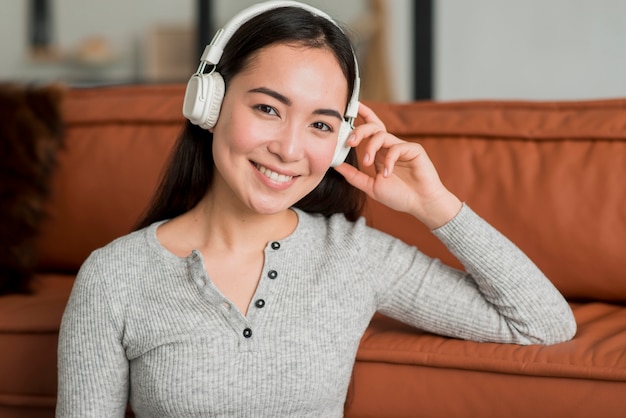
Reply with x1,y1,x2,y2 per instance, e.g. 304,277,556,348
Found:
412,191,463,230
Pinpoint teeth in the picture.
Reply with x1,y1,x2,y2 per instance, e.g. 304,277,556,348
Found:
255,163,293,183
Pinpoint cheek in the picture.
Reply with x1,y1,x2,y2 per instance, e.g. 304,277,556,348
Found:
223,124,254,153
213,106,259,154
306,139,336,173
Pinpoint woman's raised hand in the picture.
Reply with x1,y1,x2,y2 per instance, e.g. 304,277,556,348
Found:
334,102,462,229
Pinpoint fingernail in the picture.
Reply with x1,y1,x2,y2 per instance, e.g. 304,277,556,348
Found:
363,153,370,164
383,167,389,177
348,134,356,144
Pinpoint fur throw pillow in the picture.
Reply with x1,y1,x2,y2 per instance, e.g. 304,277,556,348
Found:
0,83,65,295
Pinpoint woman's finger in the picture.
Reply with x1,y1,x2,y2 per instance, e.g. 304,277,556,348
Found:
358,102,386,130
362,130,390,167
347,102,387,148
380,142,425,177
347,121,385,149
333,162,375,195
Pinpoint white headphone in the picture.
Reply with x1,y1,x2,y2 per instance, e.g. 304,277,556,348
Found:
182,0,361,167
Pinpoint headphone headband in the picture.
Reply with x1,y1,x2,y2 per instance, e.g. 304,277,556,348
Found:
201,1,334,65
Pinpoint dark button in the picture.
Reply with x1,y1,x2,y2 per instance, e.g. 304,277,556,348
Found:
267,270,278,279
271,242,280,250
255,299,266,308
243,328,252,338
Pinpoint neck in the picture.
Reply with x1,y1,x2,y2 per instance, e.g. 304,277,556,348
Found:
190,195,297,253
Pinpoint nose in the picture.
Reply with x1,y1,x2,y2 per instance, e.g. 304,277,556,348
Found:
267,123,305,162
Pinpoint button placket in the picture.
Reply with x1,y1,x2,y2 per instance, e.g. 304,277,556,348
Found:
260,241,279,308
236,239,283,351
187,252,211,296
187,250,259,352
268,242,280,281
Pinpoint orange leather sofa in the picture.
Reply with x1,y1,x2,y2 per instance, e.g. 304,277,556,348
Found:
1,84,624,417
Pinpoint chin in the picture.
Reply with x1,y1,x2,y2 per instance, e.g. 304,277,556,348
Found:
247,186,316,215
247,200,293,216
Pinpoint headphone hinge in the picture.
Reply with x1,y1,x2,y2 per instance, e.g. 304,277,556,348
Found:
200,29,225,65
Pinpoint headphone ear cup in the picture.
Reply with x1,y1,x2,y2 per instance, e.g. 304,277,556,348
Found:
182,72,225,130
202,72,225,130
330,121,353,167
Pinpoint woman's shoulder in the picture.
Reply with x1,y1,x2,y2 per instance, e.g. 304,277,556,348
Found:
96,223,158,257
79,221,167,276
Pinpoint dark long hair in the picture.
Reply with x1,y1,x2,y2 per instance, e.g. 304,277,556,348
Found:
136,6,365,230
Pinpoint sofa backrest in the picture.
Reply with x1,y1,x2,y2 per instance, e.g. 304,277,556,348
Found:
36,85,626,303
36,85,186,273
363,99,626,303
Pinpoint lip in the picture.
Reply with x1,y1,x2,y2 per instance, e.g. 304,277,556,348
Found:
251,161,299,188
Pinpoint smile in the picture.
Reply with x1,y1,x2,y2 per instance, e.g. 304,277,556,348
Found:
254,163,294,183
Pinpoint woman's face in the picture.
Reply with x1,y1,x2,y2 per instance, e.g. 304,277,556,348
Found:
210,43,349,215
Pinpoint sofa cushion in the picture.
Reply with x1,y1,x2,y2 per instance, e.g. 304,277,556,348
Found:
361,99,626,302
0,84,65,295
347,302,626,418
360,304,626,381
36,85,185,273
0,274,73,412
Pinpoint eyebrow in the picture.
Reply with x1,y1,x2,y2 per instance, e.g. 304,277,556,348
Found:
248,87,343,121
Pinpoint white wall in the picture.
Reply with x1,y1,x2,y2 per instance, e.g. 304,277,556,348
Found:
435,0,626,100
6,1,621,101
382,0,414,102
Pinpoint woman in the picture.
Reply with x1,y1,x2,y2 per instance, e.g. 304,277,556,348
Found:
57,2,576,417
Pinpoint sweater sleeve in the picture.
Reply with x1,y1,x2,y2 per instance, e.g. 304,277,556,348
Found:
56,252,129,417
375,204,576,345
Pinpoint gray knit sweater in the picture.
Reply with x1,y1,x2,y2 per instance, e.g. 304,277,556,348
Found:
56,205,575,417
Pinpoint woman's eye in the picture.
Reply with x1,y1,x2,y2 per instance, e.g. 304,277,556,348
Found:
255,104,277,116
311,121,332,132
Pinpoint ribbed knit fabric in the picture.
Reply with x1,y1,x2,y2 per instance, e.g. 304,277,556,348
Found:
56,204,575,417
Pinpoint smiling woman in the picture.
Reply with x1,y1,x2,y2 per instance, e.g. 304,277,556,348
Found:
148,2,363,225
56,2,576,417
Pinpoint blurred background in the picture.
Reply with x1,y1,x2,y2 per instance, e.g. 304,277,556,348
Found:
1,0,625,102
